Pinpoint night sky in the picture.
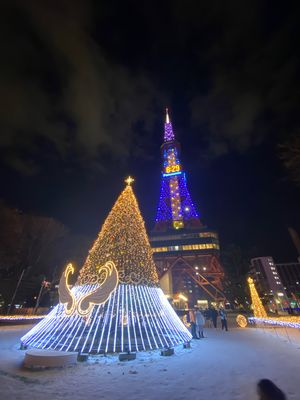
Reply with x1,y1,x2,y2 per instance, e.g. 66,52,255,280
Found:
1,1,300,263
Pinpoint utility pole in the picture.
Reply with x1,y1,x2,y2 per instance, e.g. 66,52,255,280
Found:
7,269,25,315
33,278,50,314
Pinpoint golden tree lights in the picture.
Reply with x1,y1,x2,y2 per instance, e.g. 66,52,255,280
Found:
170,177,184,229
166,148,184,229
247,277,300,328
247,277,268,318
78,181,159,286
165,148,181,174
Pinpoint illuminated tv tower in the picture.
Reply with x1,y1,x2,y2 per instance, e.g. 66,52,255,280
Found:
150,110,225,306
154,108,201,231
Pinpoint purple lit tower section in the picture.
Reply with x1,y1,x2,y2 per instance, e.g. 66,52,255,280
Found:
151,110,224,305
155,109,201,231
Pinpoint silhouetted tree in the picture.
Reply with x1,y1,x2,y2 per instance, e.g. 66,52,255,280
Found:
279,135,300,186
0,201,93,308
222,244,250,307
0,203,68,307
0,202,22,274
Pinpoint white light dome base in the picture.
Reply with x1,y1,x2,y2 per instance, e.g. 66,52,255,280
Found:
21,285,191,354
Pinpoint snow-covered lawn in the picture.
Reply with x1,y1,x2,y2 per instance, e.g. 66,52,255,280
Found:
0,323,299,400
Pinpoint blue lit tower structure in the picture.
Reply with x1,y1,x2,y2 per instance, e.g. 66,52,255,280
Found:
150,110,225,306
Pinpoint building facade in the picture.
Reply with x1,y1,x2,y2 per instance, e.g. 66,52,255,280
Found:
249,256,300,311
150,110,225,307
276,262,300,300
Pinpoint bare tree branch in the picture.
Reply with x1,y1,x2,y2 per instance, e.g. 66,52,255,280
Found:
279,135,300,185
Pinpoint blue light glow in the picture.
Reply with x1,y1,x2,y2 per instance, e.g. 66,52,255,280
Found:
21,284,192,353
156,171,200,225
163,171,182,177
248,317,300,329
155,114,201,229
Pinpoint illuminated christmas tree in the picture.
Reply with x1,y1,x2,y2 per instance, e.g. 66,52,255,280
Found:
247,277,268,318
21,178,191,353
79,177,158,287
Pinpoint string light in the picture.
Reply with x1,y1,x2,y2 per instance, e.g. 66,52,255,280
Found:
248,316,300,329
248,277,268,318
236,314,248,328
79,185,159,286
247,277,300,329
21,181,192,353
155,111,201,230
164,108,175,142
0,315,45,321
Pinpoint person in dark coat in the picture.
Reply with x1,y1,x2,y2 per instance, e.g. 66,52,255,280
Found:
219,307,228,331
257,379,286,400
210,306,218,328
204,307,212,327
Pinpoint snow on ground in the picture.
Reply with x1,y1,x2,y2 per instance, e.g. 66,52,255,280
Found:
0,322,299,400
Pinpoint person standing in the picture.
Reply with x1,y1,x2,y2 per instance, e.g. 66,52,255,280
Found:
219,307,228,331
210,306,218,328
195,309,205,338
204,307,212,327
188,308,197,338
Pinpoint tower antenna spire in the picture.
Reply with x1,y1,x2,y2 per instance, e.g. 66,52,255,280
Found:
165,108,170,124
164,107,175,142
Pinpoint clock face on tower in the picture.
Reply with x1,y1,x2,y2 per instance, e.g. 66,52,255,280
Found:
164,164,181,174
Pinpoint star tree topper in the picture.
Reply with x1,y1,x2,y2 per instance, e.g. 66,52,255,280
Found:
125,176,135,186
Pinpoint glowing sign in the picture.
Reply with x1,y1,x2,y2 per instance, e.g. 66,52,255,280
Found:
165,164,181,174
59,261,118,317
173,221,184,229
236,314,248,328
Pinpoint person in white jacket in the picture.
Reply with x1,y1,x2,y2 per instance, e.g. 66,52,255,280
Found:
194,308,205,339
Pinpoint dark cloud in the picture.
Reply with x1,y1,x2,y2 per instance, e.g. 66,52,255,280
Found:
187,1,300,157
0,0,300,262
1,0,299,174
0,0,164,175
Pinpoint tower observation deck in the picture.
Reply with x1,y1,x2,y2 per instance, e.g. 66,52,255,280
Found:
150,110,225,307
